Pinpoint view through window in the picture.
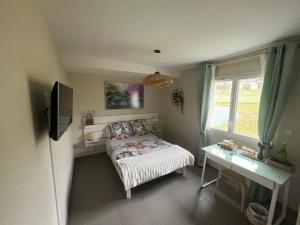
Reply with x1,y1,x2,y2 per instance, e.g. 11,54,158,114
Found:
211,76,263,139
212,80,232,131
235,78,263,138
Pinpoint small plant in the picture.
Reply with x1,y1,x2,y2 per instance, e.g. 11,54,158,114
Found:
170,89,184,114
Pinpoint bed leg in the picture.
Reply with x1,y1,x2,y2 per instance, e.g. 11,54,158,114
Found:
177,167,185,175
126,189,131,199
182,167,186,175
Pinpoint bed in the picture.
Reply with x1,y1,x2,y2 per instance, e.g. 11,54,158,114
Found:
106,131,195,199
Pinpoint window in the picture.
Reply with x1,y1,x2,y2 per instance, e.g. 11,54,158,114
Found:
212,80,232,131
211,76,263,140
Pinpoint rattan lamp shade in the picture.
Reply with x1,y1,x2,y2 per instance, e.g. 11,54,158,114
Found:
143,72,173,87
143,49,174,88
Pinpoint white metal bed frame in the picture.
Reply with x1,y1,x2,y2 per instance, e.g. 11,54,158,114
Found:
106,147,185,199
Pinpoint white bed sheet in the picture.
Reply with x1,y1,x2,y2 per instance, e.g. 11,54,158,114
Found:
106,134,195,190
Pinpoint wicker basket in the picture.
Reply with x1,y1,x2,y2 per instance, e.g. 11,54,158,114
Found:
246,203,268,225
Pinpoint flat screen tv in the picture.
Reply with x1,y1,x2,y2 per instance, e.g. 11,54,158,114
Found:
50,81,73,141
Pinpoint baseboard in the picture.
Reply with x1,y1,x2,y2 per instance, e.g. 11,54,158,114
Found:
74,149,106,158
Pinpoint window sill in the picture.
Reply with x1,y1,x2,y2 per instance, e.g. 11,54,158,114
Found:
207,127,259,145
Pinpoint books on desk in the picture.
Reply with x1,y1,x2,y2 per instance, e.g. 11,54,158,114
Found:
240,146,258,159
217,140,238,151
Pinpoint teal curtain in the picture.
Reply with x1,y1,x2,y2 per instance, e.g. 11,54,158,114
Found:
258,45,285,156
197,64,212,166
249,42,300,202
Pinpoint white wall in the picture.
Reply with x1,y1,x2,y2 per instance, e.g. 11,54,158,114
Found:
68,73,165,157
0,0,73,224
273,76,300,210
163,66,300,210
50,131,74,225
162,68,199,156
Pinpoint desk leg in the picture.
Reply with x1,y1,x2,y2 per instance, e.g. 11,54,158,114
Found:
200,152,207,187
267,183,279,225
274,181,290,225
126,189,131,199
200,152,219,188
214,165,222,196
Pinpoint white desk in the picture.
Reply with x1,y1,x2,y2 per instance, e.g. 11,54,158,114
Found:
200,145,292,225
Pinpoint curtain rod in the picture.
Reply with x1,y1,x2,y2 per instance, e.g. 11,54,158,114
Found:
208,35,300,66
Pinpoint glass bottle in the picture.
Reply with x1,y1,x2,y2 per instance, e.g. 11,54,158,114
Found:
277,143,288,163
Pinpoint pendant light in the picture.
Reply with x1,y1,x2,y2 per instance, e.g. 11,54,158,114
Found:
143,50,173,87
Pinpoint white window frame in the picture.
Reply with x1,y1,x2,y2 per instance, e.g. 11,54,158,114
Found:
209,72,262,144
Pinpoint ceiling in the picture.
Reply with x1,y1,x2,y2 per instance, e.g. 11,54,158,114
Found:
42,0,300,76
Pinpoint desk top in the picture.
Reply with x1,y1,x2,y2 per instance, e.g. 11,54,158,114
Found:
202,145,292,185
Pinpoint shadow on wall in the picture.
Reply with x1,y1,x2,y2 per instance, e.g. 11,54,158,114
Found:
27,77,52,145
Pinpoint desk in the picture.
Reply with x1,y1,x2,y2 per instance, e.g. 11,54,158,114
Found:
200,145,292,225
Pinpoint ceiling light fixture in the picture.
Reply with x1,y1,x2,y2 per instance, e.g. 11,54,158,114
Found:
143,50,173,87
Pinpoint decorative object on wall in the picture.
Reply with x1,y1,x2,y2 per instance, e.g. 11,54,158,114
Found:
81,110,95,125
105,81,144,109
143,50,173,87
170,88,184,113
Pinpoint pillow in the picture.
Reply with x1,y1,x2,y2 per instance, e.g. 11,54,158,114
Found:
130,119,149,136
109,121,130,140
121,121,131,136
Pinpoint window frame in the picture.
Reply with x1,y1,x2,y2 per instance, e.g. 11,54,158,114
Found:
209,73,262,144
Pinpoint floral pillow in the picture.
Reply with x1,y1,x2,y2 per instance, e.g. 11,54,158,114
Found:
130,120,149,136
121,121,131,136
109,121,130,140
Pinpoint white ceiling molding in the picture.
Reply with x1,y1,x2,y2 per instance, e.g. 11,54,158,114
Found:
63,53,180,77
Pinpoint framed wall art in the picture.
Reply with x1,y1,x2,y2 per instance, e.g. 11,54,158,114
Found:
104,81,144,109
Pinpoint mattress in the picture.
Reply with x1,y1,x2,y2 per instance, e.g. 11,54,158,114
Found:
106,134,195,190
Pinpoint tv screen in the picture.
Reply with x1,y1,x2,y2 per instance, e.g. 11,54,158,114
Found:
50,82,73,141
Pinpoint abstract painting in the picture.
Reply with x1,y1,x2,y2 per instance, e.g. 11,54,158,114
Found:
104,81,144,109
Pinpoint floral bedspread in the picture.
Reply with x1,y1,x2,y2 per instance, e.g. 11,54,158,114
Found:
109,135,172,160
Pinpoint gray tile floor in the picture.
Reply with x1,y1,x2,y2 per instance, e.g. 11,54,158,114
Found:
68,153,291,225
